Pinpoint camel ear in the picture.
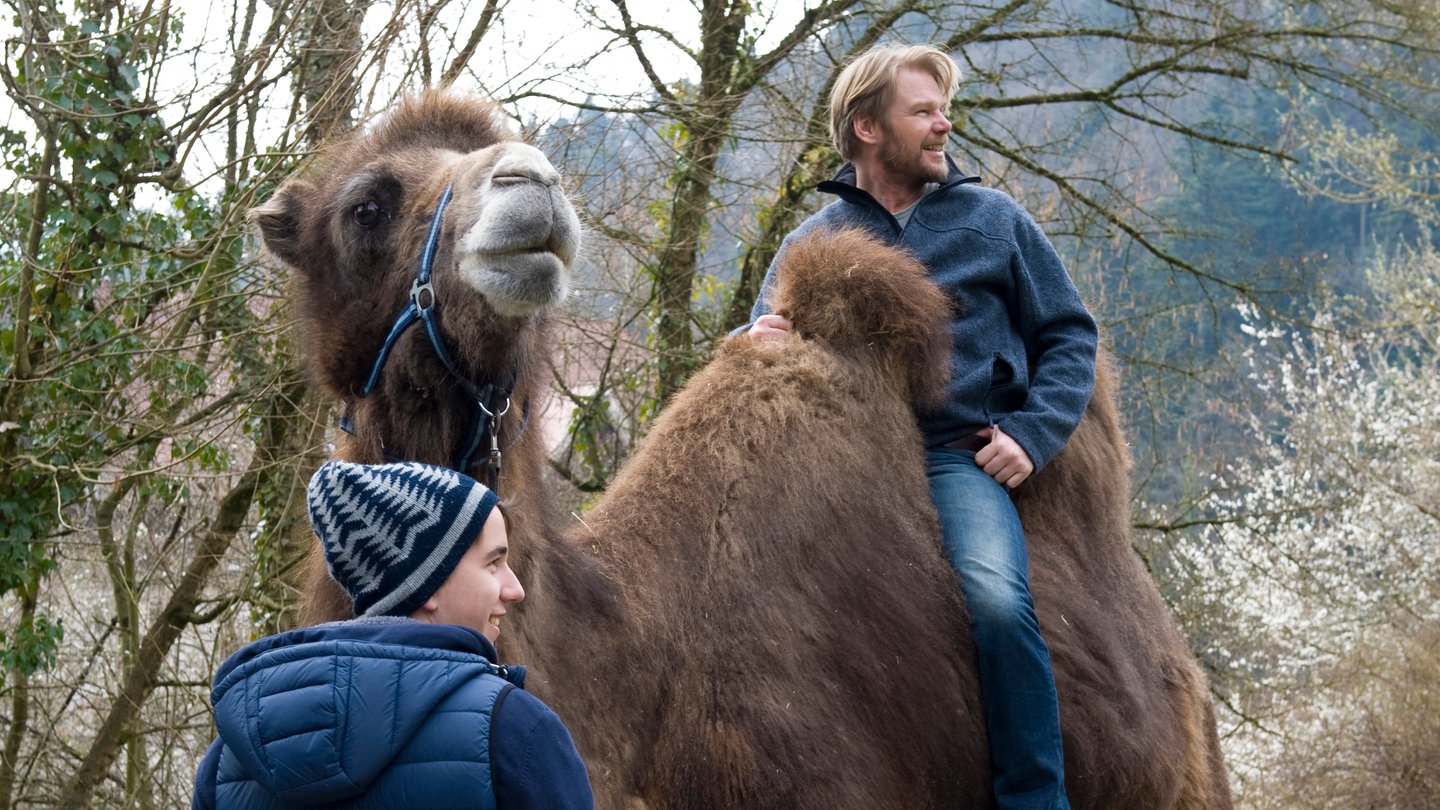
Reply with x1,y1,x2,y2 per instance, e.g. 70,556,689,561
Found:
250,181,313,269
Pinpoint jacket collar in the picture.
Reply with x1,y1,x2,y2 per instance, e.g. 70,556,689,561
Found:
817,153,981,212
212,617,502,684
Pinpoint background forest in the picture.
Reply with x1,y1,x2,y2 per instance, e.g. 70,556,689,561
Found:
1,0,1437,807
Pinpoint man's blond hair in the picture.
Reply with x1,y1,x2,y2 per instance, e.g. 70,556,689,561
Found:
828,44,960,161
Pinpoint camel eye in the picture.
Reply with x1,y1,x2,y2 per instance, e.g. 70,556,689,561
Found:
352,199,386,229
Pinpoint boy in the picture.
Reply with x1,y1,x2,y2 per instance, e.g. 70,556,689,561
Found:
192,460,594,809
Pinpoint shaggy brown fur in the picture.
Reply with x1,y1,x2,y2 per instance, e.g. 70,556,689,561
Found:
261,90,1232,808
252,91,586,625
558,227,988,807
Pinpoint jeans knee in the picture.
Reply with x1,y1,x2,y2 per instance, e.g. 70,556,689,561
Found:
968,593,1037,632
959,570,1037,630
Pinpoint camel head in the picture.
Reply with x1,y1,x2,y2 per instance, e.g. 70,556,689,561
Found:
250,90,581,470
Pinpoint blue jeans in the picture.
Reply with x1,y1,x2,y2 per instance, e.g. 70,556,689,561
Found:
926,447,1070,810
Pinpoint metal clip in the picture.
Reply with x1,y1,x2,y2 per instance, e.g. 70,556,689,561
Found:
477,397,512,481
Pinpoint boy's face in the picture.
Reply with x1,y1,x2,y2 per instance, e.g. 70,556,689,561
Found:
413,510,525,642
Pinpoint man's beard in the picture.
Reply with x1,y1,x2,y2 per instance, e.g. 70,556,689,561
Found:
878,123,948,185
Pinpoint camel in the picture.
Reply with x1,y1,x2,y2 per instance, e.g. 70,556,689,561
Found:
252,89,1232,809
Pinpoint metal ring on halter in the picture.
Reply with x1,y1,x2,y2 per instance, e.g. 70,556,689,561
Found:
410,278,436,311
477,397,512,420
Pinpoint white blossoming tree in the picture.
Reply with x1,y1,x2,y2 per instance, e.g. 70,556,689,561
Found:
1170,243,1440,807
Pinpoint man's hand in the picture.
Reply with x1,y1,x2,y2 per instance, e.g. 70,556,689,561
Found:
748,313,793,343
975,425,1034,489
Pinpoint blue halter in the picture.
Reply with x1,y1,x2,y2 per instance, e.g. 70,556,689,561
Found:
341,185,519,484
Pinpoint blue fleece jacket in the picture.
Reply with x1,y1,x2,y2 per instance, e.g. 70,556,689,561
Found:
191,618,593,810
750,157,1097,471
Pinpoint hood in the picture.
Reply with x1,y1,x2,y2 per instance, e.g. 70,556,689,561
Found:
209,619,524,805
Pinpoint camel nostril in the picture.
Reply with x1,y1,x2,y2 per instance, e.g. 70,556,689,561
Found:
491,152,560,188
492,172,547,187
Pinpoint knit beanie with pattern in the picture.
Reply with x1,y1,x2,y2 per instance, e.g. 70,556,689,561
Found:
306,460,499,618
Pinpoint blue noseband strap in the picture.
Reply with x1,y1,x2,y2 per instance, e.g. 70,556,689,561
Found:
340,185,525,483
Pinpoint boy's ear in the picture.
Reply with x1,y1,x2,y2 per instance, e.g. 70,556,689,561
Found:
412,597,439,620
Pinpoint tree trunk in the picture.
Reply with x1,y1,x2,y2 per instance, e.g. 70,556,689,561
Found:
57,377,304,810
653,123,730,400
650,0,748,401
0,585,38,808
725,143,838,330
296,0,374,142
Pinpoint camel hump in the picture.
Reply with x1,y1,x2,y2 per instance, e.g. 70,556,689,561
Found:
768,227,953,406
